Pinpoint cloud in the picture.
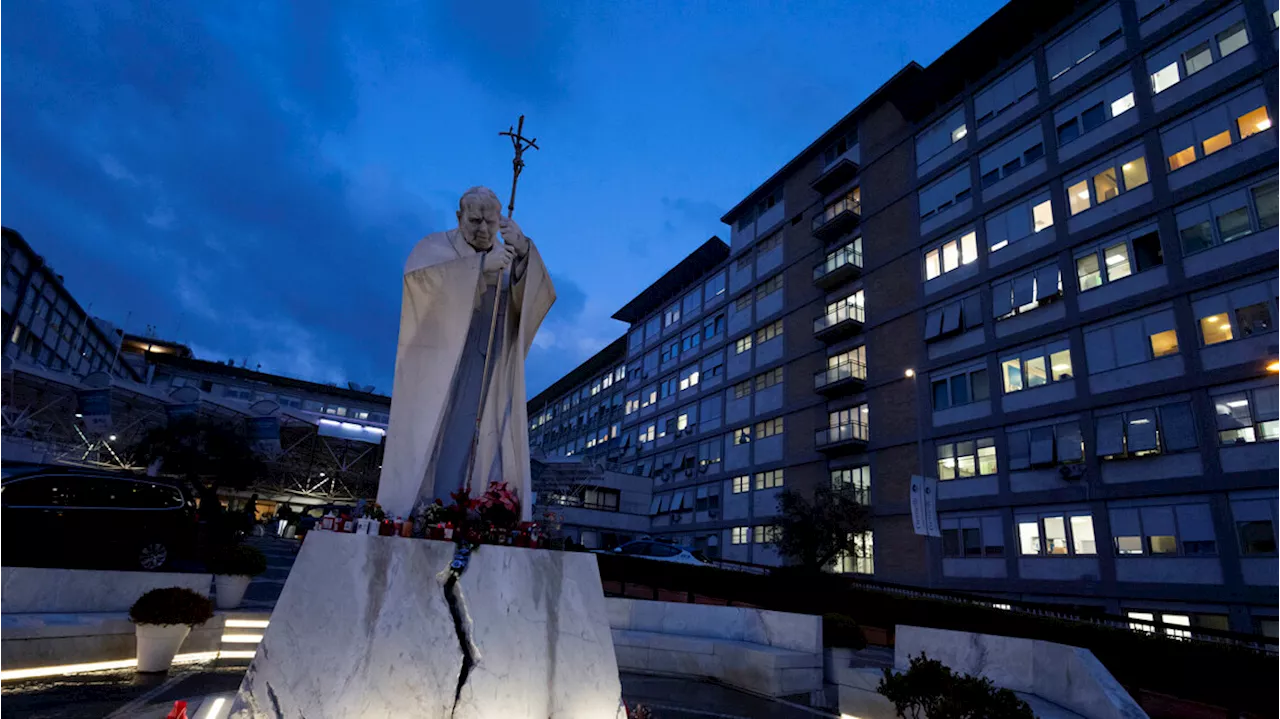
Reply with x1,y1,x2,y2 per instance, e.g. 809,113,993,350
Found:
523,275,621,397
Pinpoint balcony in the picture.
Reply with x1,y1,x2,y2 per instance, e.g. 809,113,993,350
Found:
813,304,865,342
812,246,862,289
812,193,861,241
814,361,866,396
810,157,860,195
815,422,869,453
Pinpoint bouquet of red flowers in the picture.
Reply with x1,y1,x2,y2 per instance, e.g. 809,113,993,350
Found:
476,481,520,532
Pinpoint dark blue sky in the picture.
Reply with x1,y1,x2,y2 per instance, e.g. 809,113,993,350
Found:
2,0,1004,397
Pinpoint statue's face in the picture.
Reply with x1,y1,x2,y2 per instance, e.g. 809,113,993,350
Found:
457,197,500,251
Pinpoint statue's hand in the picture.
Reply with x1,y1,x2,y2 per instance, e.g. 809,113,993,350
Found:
482,244,516,274
499,217,530,257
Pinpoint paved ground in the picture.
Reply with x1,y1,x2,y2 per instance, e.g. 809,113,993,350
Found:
2,533,839,718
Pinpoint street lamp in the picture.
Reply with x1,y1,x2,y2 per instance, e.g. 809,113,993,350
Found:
904,368,915,378
1267,360,1279,373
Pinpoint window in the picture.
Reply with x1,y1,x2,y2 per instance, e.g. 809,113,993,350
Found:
818,239,863,279
1096,402,1198,459
834,531,874,574
754,469,784,490
732,475,750,494
757,232,781,254
1000,340,1072,393
974,60,1037,128
734,335,752,354
705,271,727,301
916,107,967,165
734,293,752,312
822,128,859,166
756,187,783,217
1161,86,1270,173
937,438,997,480
1008,420,1084,469
820,291,865,328
921,292,977,342
1045,3,1123,83
756,319,783,344
755,417,783,439
824,406,869,444
679,365,700,391
680,328,701,353
986,192,1054,252
754,273,783,301
660,340,679,363
731,379,752,400
733,426,752,445
703,353,724,381
754,367,783,391
942,515,1005,557
1176,179,1277,255
1111,504,1216,556
1017,511,1097,555
752,525,780,545
731,527,749,545
1212,387,1279,445
1066,147,1149,215
820,346,867,386
1054,73,1137,148
832,466,871,505
1148,11,1251,95
979,123,1045,189
1231,499,1277,554
641,384,657,408
924,230,978,280
931,365,990,410
1085,308,1179,372
1075,226,1162,291
638,423,656,444
919,166,972,221
1193,281,1276,347
992,264,1062,319
702,313,726,342
698,437,722,469
659,376,678,399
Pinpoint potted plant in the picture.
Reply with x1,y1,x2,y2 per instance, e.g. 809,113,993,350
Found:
207,544,268,609
129,587,214,673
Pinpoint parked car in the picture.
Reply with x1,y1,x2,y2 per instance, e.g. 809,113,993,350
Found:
1,463,200,571
607,539,711,566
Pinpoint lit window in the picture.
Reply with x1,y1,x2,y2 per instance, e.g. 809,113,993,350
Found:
1150,63,1180,94
1149,330,1179,358
1001,358,1023,393
1110,92,1135,117
731,527,748,545
1050,350,1073,381
941,241,959,272
1122,157,1148,189
1103,242,1132,282
1068,180,1091,215
1032,200,1054,233
1201,131,1232,157
1216,21,1249,58
732,475,750,494
951,124,968,143
960,231,977,264
1167,146,1196,171
925,250,941,280
1094,168,1119,203
1076,255,1102,291
1199,313,1234,345
1237,107,1272,140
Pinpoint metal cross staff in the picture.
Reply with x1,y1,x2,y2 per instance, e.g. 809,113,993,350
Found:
463,116,539,498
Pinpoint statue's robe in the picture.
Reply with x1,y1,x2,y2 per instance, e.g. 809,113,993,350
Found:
376,228,554,522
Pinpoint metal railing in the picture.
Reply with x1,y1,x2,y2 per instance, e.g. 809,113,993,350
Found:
815,421,869,447
812,245,863,281
811,193,862,232
813,303,865,332
814,361,867,390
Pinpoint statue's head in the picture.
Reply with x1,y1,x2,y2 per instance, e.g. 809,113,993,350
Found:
456,187,503,251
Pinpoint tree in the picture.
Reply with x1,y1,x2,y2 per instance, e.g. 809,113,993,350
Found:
878,653,1034,719
128,416,264,492
773,484,871,573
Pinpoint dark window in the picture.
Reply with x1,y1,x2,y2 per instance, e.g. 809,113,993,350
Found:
1080,103,1106,133
1132,232,1164,271
963,528,982,557
971,369,990,402
981,169,1000,189
1252,183,1278,229
942,529,960,556
1238,521,1277,554
1235,303,1274,337
1023,143,1045,164
1179,220,1214,255
1057,118,1081,146
1217,207,1252,243
932,380,950,410
950,375,970,406
620,542,649,555
648,543,682,557
1001,158,1022,178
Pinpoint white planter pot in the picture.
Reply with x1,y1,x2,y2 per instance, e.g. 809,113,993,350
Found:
215,574,254,609
135,623,191,673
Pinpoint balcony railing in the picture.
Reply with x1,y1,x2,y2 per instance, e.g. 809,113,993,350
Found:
812,246,863,287
811,193,862,239
814,361,867,391
815,422,869,448
813,303,865,335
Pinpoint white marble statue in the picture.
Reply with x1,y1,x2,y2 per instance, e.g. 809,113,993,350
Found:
377,186,555,522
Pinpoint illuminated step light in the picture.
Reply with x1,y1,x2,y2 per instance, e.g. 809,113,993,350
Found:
220,634,264,643
202,697,227,719
0,650,251,682
224,619,270,629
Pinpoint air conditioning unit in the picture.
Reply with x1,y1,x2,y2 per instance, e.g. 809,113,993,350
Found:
1058,464,1086,480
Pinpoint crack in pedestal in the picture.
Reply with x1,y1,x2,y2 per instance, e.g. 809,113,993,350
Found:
441,570,478,717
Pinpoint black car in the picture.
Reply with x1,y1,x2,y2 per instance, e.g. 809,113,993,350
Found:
1,463,200,571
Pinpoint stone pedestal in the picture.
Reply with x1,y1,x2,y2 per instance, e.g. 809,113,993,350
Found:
230,532,623,718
